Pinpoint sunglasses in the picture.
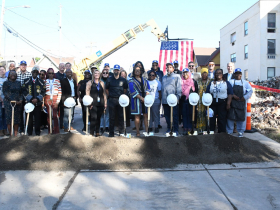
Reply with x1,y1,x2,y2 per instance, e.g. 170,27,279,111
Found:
152,64,158,66
208,64,215,67
188,65,194,67
149,75,155,77
103,72,108,74
48,73,54,75
39,73,45,76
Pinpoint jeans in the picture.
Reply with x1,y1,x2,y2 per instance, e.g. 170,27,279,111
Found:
150,98,161,128
182,99,192,129
0,102,7,130
63,106,74,130
100,103,109,128
226,119,246,134
163,104,179,132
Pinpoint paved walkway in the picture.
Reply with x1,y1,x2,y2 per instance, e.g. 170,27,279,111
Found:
0,105,280,209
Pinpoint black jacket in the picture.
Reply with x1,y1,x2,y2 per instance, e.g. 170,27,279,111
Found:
61,78,78,105
22,77,46,106
223,73,235,81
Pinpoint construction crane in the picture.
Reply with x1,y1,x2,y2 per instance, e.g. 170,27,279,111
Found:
72,19,166,75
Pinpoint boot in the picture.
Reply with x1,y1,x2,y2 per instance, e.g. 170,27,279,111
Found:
0,130,4,136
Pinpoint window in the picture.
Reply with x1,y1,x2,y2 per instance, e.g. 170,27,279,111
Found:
231,53,236,62
244,45,248,59
268,13,276,32
231,32,236,45
244,69,248,80
244,21,248,35
267,67,275,79
268,39,276,54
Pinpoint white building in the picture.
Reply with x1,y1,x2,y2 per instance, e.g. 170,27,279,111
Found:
220,0,280,81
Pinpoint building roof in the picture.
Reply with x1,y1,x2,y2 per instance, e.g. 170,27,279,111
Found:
194,47,220,66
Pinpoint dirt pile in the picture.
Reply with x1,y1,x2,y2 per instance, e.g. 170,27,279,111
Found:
251,76,280,89
0,133,278,171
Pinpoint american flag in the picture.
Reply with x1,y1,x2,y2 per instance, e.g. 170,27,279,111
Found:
159,40,194,74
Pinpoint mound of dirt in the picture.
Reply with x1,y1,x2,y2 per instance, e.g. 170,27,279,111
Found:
0,133,278,170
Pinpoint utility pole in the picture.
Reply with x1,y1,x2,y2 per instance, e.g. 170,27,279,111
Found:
0,0,6,59
59,5,62,63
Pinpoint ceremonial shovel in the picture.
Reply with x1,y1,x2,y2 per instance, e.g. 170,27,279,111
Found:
47,99,53,134
10,101,16,136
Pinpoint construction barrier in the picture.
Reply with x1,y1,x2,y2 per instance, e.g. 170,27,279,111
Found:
245,86,258,133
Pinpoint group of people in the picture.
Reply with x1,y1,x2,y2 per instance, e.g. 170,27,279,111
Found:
0,58,252,138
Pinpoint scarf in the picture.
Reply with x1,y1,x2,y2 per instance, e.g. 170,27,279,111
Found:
181,72,195,99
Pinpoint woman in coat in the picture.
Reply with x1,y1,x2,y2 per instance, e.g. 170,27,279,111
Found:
129,65,150,136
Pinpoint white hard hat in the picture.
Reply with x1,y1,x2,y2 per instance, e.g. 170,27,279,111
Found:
64,97,76,108
202,93,213,106
189,92,200,106
82,95,93,106
119,94,129,107
167,94,177,107
144,95,154,107
24,103,35,113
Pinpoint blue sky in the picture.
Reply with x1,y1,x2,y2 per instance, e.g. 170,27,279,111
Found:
2,0,259,71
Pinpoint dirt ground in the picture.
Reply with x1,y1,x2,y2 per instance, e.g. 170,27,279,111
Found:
262,128,280,144
0,133,278,171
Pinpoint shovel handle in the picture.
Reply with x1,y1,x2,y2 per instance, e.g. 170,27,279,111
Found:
192,106,195,121
123,107,126,136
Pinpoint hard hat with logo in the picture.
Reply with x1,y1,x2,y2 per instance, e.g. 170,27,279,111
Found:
189,92,200,106
64,97,76,108
144,95,154,107
119,94,129,107
167,94,177,107
24,103,35,113
82,95,93,106
202,93,213,106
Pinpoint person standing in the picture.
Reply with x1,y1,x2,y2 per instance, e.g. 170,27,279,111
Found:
188,61,201,81
22,66,46,136
106,64,128,137
135,61,148,79
181,68,198,135
206,69,233,133
45,68,61,134
173,60,182,75
223,62,235,81
0,66,7,136
207,61,215,79
226,68,252,137
120,70,131,128
3,71,22,136
77,70,91,132
100,68,110,133
5,62,16,78
162,63,182,136
61,69,77,132
129,66,150,136
55,63,66,128
16,60,32,134
86,69,107,136
147,70,161,133
147,60,163,83
196,68,211,134
39,70,48,130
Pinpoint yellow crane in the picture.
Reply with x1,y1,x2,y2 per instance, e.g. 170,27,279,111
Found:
72,19,166,77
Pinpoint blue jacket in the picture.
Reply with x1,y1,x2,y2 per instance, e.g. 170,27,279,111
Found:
147,68,164,83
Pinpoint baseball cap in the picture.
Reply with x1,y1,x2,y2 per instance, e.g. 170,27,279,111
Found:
32,65,40,72
104,63,110,67
84,69,91,74
173,60,179,64
235,68,242,73
114,64,120,70
91,65,97,69
182,68,190,73
20,60,27,65
152,60,158,64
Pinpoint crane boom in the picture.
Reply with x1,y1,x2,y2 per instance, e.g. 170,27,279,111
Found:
72,19,165,73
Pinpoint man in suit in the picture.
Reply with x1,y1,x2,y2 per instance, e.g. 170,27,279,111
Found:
208,61,215,79
22,66,46,136
188,61,201,81
61,69,78,132
223,62,235,81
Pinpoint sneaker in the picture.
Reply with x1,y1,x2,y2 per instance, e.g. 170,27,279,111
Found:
158,125,162,129
165,129,171,134
238,132,243,138
174,131,179,137
154,128,159,133
64,129,69,132
105,127,109,132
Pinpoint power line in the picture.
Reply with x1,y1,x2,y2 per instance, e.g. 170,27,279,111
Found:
5,8,58,30
62,32,81,51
